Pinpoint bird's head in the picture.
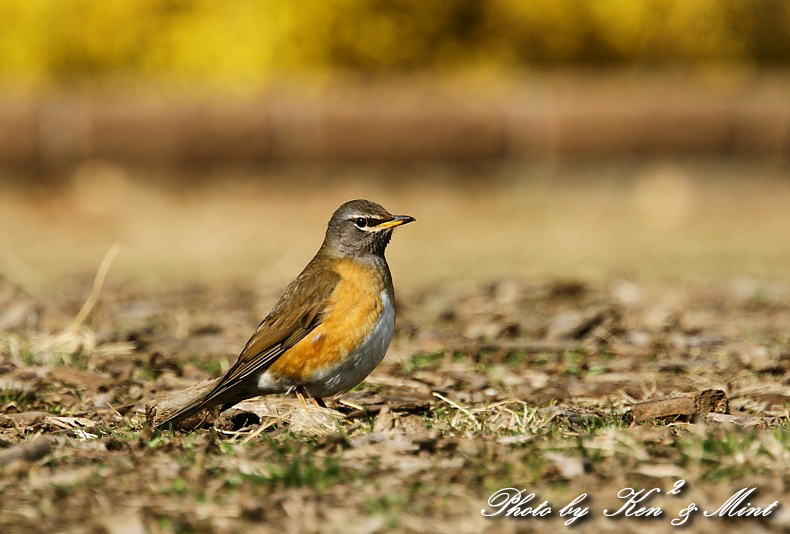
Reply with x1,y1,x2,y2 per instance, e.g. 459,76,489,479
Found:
322,199,415,258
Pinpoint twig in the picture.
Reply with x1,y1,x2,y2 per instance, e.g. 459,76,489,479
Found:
432,391,481,431
105,401,124,420
62,243,121,335
241,424,269,444
338,399,365,411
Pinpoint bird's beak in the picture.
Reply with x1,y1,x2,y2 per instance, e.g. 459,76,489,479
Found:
373,214,416,230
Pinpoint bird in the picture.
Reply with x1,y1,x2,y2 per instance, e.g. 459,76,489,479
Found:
157,199,414,429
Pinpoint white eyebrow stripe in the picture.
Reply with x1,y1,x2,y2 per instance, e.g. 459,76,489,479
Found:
349,215,388,232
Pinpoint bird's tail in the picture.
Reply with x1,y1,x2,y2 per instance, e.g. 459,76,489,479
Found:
155,376,248,430
156,397,214,430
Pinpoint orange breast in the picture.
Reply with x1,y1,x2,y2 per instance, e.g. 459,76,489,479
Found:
267,258,385,380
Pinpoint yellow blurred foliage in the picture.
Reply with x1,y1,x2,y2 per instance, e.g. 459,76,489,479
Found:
0,0,787,88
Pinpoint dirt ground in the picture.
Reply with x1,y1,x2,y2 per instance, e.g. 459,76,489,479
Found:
0,160,788,533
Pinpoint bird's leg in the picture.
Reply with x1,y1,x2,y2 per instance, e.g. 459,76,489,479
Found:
294,386,309,406
294,386,326,408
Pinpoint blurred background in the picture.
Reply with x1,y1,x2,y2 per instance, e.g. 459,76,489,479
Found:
0,0,788,291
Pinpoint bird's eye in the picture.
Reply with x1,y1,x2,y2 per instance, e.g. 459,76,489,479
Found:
354,217,367,229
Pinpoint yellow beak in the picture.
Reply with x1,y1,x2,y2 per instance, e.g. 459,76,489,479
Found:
373,214,416,230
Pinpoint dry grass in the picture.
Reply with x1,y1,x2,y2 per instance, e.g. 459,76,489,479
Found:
0,160,789,532
1,270,789,533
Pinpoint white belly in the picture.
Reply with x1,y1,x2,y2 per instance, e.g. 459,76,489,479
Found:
304,289,395,397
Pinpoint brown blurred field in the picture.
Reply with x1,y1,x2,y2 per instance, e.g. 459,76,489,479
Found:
1,158,788,292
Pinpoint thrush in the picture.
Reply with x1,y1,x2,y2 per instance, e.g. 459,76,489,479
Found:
157,199,414,429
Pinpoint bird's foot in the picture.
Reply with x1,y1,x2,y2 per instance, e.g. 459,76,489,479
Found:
294,387,326,408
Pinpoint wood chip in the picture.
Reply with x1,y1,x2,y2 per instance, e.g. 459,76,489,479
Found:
0,411,50,428
630,389,729,422
145,377,221,429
